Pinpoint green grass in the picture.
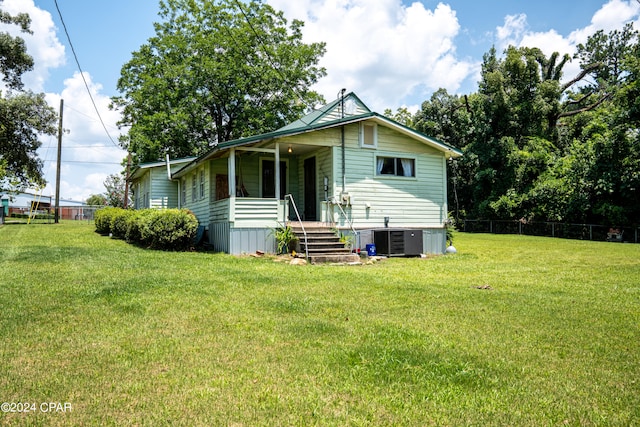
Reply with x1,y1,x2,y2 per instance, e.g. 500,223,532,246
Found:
1,222,639,426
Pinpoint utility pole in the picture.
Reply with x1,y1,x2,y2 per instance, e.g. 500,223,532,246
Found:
54,98,63,224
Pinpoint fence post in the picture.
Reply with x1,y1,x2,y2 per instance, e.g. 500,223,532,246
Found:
589,225,593,241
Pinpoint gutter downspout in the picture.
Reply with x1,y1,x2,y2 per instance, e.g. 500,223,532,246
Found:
166,154,180,208
340,88,346,193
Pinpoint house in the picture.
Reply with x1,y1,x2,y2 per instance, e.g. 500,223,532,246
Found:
129,157,196,210
129,92,462,255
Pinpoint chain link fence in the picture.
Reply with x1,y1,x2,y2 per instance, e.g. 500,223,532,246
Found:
2,206,102,224
462,219,639,243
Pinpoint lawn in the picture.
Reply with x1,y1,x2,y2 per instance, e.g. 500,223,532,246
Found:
1,222,639,426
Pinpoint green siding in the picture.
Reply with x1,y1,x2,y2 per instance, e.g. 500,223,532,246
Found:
328,122,447,228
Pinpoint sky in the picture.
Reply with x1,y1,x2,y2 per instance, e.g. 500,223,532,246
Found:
1,0,639,202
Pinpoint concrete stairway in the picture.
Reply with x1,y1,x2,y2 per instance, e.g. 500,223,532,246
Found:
289,222,360,264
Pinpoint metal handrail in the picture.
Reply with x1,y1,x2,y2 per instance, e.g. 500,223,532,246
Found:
284,194,309,259
330,198,359,251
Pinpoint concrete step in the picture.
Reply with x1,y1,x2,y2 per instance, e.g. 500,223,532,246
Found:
308,253,361,264
288,222,359,263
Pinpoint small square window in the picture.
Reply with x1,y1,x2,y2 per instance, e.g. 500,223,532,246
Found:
360,123,377,148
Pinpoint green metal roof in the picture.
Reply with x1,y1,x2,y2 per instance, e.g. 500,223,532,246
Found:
171,92,462,178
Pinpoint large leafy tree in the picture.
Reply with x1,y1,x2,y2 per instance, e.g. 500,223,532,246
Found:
415,23,639,225
113,0,327,164
0,4,57,192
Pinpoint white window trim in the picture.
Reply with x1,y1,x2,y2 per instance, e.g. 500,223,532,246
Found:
191,173,197,203
359,122,378,149
199,168,205,200
374,154,417,179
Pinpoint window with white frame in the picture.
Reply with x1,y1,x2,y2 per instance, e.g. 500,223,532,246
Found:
199,169,205,199
360,122,377,148
191,173,197,202
376,156,415,177
180,178,186,205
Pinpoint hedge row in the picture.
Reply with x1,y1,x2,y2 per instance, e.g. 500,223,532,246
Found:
95,207,199,251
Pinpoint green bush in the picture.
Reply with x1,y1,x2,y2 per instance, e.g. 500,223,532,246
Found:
110,209,135,240
94,207,119,235
125,209,154,244
140,209,199,250
96,207,198,251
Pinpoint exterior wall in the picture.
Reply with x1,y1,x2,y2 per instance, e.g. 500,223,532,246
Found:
133,171,151,209
132,160,192,210
208,221,276,254
149,168,179,209
327,122,447,230
182,163,210,225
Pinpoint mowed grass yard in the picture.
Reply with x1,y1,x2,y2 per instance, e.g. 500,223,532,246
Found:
1,222,639,426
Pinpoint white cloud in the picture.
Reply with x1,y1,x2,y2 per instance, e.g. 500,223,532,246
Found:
267,0,477,111
0,0,65,92
496,13,528,51
494,0,640,87
39,72,126,201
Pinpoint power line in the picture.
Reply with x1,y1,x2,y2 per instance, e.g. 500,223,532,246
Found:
43,159,123,165
232,0,319,118
53,0,121,150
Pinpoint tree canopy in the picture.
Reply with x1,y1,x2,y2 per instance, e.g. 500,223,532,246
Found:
0,4,57,192
414,23,640,226
113,0,327,164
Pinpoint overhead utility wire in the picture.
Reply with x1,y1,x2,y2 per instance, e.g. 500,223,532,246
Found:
53,0,121,149
232,0,318,124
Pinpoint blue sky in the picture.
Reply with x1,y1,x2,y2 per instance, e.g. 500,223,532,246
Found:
2,0,639,201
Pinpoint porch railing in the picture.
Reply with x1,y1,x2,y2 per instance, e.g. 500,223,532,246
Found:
329,198,360,251
284,194,309,260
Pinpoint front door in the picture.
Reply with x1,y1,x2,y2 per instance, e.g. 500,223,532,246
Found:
304,157,317,221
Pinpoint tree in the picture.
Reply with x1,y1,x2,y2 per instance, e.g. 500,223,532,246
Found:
0,6,33,90
104,173,129,208
383,107,414,127
0,5,57,192
86,193,107,206
112,0,327,164
415,23,640,224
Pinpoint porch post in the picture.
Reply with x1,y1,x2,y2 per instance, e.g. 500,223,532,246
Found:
229,148,236,197
274,142,280,199
228,148,236,222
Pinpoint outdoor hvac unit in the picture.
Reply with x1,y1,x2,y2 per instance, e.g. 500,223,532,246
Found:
373,229,423,256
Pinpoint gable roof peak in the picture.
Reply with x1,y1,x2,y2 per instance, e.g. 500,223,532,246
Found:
277,91,371,133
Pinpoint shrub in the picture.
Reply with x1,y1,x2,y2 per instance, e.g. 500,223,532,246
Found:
140,209,198,250
94,207,119,235
110,209,135,240
125,209,154,244
95,208,198,250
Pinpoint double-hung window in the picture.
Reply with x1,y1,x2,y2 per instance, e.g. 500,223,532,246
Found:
376,156,415,177
199,169,205,199
191,173,197,202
